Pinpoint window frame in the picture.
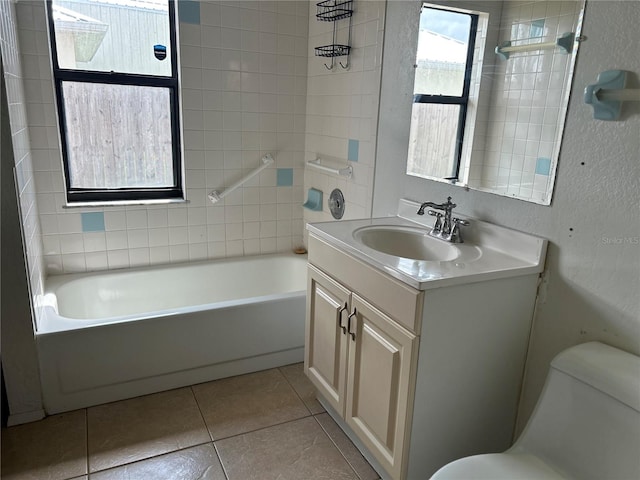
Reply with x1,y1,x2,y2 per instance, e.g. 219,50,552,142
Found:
413,5,478,180
46,0,183,204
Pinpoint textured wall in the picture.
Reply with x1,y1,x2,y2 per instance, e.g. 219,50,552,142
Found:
375,0,640,432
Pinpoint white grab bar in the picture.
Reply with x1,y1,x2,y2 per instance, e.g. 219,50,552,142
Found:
495,32,574,60
306,158,352,178
595,89,640,102
208,154,274,204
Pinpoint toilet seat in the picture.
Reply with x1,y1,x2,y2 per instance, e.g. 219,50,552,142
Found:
430,452,568,479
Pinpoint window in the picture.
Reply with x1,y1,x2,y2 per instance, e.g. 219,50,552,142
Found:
47,0,183,203
407,5,478,180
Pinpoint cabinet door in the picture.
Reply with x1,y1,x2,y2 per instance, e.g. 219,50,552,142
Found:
305,265,350,415
346,294,417,480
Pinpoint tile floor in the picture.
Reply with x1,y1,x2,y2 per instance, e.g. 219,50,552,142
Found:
1,364,380,480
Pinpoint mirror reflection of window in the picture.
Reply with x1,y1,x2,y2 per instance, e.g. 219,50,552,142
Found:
407,5,477,180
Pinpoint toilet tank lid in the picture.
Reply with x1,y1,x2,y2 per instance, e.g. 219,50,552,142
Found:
551,342,640,412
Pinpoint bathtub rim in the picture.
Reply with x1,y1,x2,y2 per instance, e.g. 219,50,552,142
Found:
37,290,306,336
37,252,308,336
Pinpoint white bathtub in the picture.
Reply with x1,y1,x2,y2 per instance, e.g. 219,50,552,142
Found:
36,253,307,414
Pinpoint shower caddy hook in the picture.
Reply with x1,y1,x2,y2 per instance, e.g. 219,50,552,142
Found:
314,0,353,70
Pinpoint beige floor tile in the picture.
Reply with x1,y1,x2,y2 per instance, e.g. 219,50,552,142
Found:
90,443,226,480
216,416,359,480
0,410,87,480
279,362,325,415
87,387,210,473
315,413,381,480
192,368,309,440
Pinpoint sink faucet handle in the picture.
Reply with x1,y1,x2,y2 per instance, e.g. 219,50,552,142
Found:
449,217,470,243
444,196,456,210
427,210,443,233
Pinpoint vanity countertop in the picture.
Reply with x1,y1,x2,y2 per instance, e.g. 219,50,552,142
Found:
306,199,548,290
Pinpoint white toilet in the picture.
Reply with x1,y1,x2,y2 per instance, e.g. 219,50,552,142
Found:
431,341,640,480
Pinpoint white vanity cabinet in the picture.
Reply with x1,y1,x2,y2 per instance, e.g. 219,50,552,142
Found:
306,264,418,480
304,230,544,480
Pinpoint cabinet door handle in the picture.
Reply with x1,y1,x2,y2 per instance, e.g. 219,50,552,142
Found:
347,308,357,341
338,303,348,334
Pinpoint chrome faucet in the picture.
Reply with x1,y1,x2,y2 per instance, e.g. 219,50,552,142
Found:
417,196,470,243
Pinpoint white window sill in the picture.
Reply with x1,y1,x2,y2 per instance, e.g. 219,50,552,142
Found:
62,198,189,209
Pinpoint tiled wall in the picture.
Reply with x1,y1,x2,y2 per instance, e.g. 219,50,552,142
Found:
16,0,309,275
0,0,46,421
302,1,385,232
1,0,45,313
476,0,582,203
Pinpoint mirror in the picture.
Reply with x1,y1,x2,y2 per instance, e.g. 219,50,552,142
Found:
405,0,585,205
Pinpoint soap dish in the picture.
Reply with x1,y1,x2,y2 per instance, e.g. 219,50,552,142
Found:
303,188,323,211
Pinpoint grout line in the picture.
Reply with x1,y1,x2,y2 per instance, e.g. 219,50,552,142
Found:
213,442,230,480
87,388,214,477
190,385,215,442
84,408,90,478
312,413,380,480
277,362,316,417
84,367,317,477
212,412,312,444
189,366,311,442
85,440,217,477
311,414,362,479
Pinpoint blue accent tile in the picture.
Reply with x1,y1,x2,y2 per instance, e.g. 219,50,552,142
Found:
81,212,105,232
178,0,200,25
348,139,359,162
277,168,293,186
531,19,545,38
535,157,552,176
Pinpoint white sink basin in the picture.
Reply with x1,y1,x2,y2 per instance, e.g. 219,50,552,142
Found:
307,199,548,290
353,225,461,261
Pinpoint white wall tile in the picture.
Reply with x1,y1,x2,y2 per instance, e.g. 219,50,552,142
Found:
17,0,311,275
147,209,168,228
126,210,148,229
189,243,208,260
149,246,171,264
225,239,243,256
57,213,81,233
168,208,188,227
85,251,108,271
106,231,128,250
83,232,107,253
105,211,127,231
129,248,150,267
169,244,189,262
62,253,86,273
168,226,189,245
107,250,129,269
59,233,84,254
148,227,169,247
127,229,149,249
